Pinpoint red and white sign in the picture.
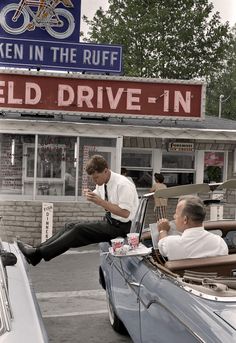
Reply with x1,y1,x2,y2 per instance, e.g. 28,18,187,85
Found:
204,152,224,167
41,202,53,243
0,71,205,119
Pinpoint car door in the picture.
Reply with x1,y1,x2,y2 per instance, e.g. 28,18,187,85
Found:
138,269,201,343
110,254,149,342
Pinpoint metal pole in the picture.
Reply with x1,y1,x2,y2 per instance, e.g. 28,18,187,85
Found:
218,94,224,118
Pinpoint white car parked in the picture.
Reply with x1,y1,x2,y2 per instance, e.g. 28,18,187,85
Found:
0,239,48,342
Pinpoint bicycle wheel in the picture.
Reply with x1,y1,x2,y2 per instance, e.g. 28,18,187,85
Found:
46,8,75,40
0,3,30,35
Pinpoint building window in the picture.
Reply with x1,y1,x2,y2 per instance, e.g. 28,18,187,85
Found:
26,145,64,179
162,151,194,169
161,151,195,186
121,150,153,188
0,133,34,195
203,152,225,183
0,133,120,199
24,143,67,196
78,137,117,196
23,135,78,196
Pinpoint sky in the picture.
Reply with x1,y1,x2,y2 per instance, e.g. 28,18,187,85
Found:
80,0,236,33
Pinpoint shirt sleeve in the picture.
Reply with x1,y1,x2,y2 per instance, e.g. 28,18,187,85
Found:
158,237,169,257
219,237,229,255
116,182,137,212
158,236,183,260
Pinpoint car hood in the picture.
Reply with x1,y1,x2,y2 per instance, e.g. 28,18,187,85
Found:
215,309,236,329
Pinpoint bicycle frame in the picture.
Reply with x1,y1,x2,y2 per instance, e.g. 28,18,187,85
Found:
12,0,62,27
1,0,75,39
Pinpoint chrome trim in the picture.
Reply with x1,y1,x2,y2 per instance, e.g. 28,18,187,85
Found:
181,283,236,302
0,258,12,335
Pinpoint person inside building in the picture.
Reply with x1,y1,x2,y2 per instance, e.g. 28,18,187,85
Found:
17,155,139,266
137,171,152,188
157,195,228,260
64,166,76,195
121,167,134,183
150,173,168,219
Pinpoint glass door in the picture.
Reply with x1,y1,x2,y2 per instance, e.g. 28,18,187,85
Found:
79,146,117,195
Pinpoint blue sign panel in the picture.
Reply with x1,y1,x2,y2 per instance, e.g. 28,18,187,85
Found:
0,38,123,73
0,1,123,73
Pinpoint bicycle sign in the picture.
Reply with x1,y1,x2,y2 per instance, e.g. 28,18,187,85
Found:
0,0,80,42
0,1,123,74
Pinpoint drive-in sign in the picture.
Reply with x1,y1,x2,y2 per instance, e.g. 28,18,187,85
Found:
0,0,122,73
0,71,206,119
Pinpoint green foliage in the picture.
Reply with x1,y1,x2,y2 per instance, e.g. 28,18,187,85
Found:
205,166,222,183
206,25,236,119
83,0,231,79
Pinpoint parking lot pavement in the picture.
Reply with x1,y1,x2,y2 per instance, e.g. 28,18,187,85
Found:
29,245,133,343
43,314,131,343
37,289,107,318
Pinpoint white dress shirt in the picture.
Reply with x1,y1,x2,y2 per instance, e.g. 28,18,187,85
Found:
158,226,228,260
93,171,139,222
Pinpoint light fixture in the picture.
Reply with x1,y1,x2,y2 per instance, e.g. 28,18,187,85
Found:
11,139,15,166
218,87,236,118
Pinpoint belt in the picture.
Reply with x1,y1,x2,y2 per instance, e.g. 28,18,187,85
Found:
104,214,131,227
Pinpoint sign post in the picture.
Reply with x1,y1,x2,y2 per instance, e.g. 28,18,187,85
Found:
210,191,224,221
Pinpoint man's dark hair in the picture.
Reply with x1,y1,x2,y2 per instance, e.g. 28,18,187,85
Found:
154,173,164,183
86,155,109,175
178,195,206,223
121,167,127,175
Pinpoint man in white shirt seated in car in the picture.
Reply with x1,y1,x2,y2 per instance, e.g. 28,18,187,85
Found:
158,195,228,260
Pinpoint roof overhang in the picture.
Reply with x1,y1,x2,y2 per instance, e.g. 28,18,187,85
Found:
1,117,236,141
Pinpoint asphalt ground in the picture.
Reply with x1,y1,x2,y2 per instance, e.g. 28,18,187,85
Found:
29,244,133,343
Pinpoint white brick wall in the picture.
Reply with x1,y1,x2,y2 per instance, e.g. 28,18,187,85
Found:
0,200,104,246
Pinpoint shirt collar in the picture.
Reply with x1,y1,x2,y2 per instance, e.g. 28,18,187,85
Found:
182,226,204,235
106,170,114,186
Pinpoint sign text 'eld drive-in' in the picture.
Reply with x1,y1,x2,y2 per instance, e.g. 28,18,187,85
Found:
0,72,205,119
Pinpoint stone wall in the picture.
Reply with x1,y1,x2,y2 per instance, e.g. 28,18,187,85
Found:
0,200,104,246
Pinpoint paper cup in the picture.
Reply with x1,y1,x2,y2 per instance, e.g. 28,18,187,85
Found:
111,237,124,252
127,233,139,249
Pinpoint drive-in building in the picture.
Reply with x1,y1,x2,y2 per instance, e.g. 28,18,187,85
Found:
1,70,236,243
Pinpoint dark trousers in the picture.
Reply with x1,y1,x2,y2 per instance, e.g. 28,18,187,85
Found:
38,220,131,261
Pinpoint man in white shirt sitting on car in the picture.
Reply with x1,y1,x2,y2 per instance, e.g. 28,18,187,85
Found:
158,195,228,260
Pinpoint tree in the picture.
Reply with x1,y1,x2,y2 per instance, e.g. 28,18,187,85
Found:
206,24,236,118
83,0,231,79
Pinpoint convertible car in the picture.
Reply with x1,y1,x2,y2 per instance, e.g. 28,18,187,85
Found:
99,181,236,343
0,219,48,342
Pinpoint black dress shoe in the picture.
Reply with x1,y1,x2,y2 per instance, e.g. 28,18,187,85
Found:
17,241,42,266
0,250,17,266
